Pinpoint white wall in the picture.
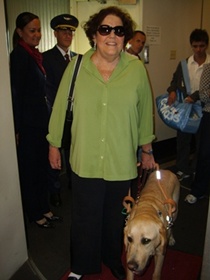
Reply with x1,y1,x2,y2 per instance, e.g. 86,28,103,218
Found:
0,1,28,279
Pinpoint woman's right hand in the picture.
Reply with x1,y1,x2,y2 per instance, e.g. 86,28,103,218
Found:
167,91,177,106
49,145,61,170
184,96,194,103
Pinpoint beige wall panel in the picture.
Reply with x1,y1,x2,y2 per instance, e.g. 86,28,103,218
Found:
202,0,210,33
0,1,28,279
5,0,70,52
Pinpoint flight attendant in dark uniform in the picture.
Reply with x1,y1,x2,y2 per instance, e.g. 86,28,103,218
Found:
10,12,61,228
43,14,79,207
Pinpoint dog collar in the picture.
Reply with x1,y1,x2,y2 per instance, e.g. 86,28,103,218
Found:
166,215,173,229
157,210,173,230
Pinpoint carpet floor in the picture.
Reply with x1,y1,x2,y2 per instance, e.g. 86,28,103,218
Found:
61,249,202,280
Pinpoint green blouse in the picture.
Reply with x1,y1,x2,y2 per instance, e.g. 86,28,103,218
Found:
47,49,155,181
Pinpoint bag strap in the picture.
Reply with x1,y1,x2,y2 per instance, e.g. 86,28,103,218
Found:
66,54,83,113
181,59,191,95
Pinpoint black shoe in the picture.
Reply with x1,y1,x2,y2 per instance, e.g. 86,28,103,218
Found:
44,215,63,223
110,265,126,280
50,193,62,207
36,220,55,229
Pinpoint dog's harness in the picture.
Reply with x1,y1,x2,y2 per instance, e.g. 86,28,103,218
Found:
122,164,151,215
122,166,177,230
156,170,177,229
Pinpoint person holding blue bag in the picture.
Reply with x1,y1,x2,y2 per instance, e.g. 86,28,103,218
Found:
167,29,210,181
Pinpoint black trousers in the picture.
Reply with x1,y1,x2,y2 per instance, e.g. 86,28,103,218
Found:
176,129,199,174
191,112,210,197
17,127,50,222
70,172,130,275
47,164,61,194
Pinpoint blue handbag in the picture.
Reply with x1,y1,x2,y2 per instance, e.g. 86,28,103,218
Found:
156,60,202,134
156,91,202,133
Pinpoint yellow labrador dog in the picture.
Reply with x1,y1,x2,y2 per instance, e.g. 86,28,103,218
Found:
124,170,180,280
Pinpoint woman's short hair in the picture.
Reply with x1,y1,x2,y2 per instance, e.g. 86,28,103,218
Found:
83,6,136,47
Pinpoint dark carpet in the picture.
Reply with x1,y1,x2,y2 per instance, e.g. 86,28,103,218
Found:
10,166,209,280
61,249,202,280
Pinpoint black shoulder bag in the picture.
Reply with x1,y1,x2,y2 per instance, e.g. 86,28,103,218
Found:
61,54,83,149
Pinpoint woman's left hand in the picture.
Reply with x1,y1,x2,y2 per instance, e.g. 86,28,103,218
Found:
141,153,156,170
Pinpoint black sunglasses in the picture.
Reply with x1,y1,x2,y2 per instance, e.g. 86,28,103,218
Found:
97,25,125,37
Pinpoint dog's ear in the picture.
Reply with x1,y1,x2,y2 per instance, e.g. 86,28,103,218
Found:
159,224,167,255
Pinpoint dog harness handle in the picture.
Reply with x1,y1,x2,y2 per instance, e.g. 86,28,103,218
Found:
163,198,177,213
122,195,135,214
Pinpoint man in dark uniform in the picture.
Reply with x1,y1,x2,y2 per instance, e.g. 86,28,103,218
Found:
43,14,79,207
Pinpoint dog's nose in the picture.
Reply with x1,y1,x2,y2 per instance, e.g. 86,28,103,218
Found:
127,260,138,271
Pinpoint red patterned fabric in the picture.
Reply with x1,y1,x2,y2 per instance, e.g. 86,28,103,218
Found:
18,39,46,75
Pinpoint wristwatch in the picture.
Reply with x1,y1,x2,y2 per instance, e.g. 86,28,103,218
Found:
142,149,153,155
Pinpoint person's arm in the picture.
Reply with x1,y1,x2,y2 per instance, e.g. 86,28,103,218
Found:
167,62,182,105
167,91,177,106
185,90,199,103
47,56,77,169
47,64,73,146
141,143,156,170
138,66,156,170
47,75,69,169
199,64,210,99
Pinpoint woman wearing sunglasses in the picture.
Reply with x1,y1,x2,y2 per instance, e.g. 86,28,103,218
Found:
47,6,156,280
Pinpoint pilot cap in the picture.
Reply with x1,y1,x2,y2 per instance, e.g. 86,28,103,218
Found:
50,14,79,31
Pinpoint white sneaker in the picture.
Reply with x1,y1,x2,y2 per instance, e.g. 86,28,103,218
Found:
184,194,197,204
176,171,190,181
